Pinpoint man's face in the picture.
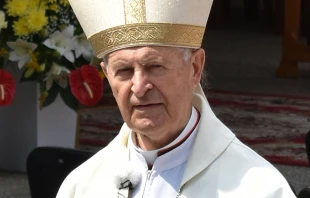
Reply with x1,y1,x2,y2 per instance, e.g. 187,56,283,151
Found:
102,46,204,144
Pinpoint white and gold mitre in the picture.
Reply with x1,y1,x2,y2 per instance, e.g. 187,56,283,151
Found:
69,0,214,58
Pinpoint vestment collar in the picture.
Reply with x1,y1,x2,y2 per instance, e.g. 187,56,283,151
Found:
128,106,199,166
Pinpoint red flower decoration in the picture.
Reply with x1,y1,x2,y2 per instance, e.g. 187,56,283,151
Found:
69,65,103,107
0,69,16,106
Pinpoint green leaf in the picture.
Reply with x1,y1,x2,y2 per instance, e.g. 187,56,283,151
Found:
59,85,79,111
20,68,41,82
24,68,35,79
42,82,59,108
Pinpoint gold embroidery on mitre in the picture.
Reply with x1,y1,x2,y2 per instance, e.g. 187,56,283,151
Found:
89,23,205,58
123,0,146,24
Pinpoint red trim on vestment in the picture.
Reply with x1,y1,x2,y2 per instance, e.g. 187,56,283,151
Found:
157,107,201,157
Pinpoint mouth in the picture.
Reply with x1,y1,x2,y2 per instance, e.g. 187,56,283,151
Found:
133,103,161,110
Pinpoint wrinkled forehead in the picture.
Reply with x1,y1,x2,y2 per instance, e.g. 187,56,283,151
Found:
104,46,184,63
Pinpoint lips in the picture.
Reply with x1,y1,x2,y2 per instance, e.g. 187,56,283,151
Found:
133,103,161,109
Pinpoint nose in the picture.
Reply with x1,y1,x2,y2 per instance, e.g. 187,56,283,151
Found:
131,71,153,97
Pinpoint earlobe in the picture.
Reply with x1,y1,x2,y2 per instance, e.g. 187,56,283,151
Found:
191,48,205,87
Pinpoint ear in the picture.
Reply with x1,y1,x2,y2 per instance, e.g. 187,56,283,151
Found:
190,48,205,87
100,62,108,77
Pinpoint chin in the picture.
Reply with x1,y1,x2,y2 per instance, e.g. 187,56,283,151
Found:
133,123,156,132
131,120,163,134
127,114,168,133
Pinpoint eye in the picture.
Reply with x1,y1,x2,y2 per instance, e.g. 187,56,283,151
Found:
114,67,133,79
145,64,165,76
147,64,163,70
118,67,132,73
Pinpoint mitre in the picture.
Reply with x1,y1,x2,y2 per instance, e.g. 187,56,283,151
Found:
68,0,213,58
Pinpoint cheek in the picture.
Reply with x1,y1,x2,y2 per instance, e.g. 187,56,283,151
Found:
110,81,131,106
168,76,193,104
108,81,119,97
160,80,190,105
173,70,192,90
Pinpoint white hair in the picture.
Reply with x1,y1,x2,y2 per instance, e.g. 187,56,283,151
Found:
177,48,192,62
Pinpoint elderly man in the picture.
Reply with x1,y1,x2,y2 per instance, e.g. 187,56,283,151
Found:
57,0,296,197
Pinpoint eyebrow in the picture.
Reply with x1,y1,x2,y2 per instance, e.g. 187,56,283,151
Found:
108,59,131,72
139,55,165,65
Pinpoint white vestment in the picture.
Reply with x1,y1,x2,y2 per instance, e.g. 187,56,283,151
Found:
56,85,296,198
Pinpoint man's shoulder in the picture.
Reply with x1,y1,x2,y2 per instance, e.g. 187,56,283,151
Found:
61,146,110,182
56,138,123,198
193,137,296,197
219,138,293,191
222,137,281,173
70,146,110,177
63,126,130,182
